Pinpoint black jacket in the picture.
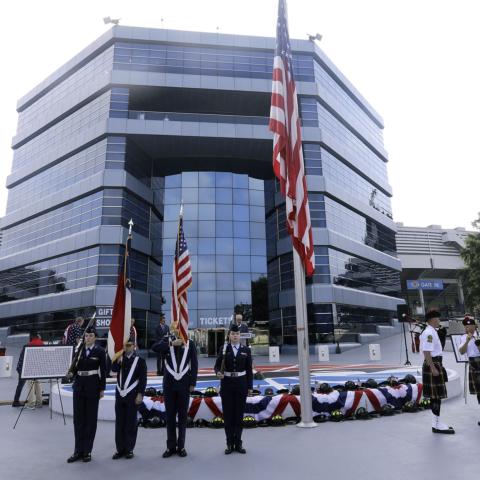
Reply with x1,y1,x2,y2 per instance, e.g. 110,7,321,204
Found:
72,344,107,397
153,339,198,389
154,324,170,342
214,343,253,390
111,352,147,400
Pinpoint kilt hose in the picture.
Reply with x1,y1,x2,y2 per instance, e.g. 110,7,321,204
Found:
468,357,480,395
422,356,448,399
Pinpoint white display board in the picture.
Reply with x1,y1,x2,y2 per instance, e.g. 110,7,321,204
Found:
369,343,381,361
269,346,280,363
316,345,330,362
450,334,469,363
21,345,73,380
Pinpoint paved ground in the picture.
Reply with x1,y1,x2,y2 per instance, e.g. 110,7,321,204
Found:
1,333,478,480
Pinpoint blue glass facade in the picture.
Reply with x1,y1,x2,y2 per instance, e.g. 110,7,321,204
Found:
0,26,401,347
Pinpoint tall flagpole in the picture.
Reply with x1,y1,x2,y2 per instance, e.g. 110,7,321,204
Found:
293,250,316,428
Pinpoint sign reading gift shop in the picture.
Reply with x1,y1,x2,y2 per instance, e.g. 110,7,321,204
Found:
199,316,233,327
95,307,114,328
406,279,444,290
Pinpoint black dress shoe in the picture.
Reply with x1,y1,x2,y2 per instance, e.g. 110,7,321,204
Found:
12,401,22,407
67,453,82,463
125,452,134,459
235,444,246,454
82,453,92,462
224,445,234,455
177,448,187,457
432,427,455,434
112,452,124,460
162,449,176,458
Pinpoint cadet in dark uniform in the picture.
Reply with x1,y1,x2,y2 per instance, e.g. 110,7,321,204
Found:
459,315,480,425
67,326,107,463
215,324,253,454
154,328,198,458
420,310,454,434
111,337,147,459
154,314,169,375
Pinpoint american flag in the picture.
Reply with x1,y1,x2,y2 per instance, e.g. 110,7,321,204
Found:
64,323,83,346
171,207,192,343
269,0,315,276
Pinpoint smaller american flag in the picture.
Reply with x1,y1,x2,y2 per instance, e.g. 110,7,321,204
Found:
171,207,192,343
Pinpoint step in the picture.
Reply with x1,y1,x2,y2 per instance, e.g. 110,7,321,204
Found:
356,333,381,344
376,325,395,337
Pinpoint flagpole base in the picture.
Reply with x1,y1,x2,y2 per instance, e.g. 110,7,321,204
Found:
296,421,318,429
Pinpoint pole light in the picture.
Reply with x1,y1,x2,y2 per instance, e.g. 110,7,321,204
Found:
103,17,120,25
307,33,322,42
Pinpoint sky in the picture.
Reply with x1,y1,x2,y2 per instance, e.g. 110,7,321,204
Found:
0,0,479,230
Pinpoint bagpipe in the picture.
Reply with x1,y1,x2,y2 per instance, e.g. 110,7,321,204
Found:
66,313,96,380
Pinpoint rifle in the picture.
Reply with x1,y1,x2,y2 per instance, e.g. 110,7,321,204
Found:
66,313,96,380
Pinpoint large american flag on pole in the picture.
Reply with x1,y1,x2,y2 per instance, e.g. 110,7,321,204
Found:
171,206,192,343
269,0,315,276
108,221,133,361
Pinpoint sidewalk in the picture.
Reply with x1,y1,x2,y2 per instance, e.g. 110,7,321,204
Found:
0,333,477,480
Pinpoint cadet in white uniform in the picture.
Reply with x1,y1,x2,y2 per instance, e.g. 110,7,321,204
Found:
459,315,480,425
420,310,454,434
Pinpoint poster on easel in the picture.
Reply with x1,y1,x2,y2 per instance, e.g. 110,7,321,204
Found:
450,335,469,363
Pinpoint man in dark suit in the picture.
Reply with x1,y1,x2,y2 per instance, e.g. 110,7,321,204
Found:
215,324,253,454
229,312,250,346
153,328,198,458
154,314,169,375
67,326,106,463
111,337,147,459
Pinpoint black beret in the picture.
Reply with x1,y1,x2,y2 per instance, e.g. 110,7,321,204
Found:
230,324,240,333
84,325,97,335
425,310,441,321
463,316,476,326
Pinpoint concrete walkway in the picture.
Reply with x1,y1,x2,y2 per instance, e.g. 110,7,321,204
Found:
0,333,477,480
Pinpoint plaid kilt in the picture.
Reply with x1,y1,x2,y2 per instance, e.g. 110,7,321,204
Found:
422,358,448,399
468,357,480,394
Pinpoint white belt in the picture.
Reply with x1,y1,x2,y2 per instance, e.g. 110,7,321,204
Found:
77,370,98,376
223,371,246,377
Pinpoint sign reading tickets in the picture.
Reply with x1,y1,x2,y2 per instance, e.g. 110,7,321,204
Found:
96,306,113,328
199,316,233,327
406,279,444,290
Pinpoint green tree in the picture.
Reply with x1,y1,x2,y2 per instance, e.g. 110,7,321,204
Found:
460,215,480,314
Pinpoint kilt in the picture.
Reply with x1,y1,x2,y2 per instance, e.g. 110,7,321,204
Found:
468,357,480,394
422,357,448,399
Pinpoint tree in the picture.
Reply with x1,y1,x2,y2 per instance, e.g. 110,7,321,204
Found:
460,214,480,314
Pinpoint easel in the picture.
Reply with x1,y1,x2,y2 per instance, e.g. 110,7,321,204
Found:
13,377,66,429
13,344,73,429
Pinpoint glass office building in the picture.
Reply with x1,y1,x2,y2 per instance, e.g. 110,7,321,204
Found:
0,26,401,348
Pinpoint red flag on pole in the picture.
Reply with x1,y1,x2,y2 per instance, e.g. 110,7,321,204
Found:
269,0,315,277
108,221,133,361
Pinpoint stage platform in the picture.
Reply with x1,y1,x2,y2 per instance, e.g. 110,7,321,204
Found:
51,364,461,421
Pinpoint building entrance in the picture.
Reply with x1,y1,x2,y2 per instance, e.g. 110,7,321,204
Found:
207,329,226,357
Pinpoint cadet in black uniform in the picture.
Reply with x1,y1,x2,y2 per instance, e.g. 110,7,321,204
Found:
111,337,147,459
154,328,198,458
215,324,253,454
67,326,107,463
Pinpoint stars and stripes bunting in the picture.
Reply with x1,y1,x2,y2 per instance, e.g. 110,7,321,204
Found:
269,0,315,276
171,206,192,343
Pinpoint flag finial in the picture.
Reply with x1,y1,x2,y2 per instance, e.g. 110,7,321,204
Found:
128,219,134,235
